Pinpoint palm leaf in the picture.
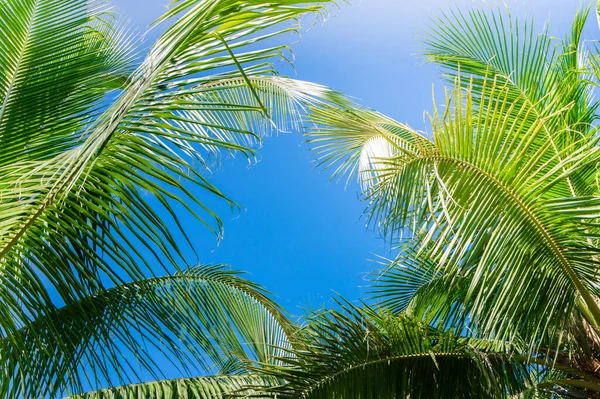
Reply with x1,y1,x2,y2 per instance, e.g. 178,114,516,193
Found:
1,264,293,398
423,6,599,196
258,301,533,399
67,375,278,399
0,0,136,166
0,0,342,343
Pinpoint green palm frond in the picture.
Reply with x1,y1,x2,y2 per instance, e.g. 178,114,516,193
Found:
257,301,533,399
67,375,279,399
423,6,599,195
0,0,342,345
366,243,469,324
307,71,600,347
556,6,598,132
2,264,292,398
422,7,556,101
507,363,600,398
308,101,434,194
507,367,570,398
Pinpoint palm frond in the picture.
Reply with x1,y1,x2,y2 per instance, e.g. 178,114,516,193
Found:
308,101,434,191
0,0,136,166
1,264,292,398
258,301,532,398
422,7,556,102
0,0,342,343
365,242,470,324
423,6,599,196
67,375,278,399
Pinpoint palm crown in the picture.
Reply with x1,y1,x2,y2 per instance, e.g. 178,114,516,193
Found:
301,3,600,398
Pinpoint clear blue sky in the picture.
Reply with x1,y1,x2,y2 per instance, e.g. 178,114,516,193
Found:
108,0,591,314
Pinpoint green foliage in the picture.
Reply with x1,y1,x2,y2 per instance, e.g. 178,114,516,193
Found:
257,302,532,398
5,0,600,398
303,2,600,398
3,264,295,397
0,0,344,397
69,375,280,399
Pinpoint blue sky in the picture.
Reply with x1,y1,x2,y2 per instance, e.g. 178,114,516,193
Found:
108,0,592,315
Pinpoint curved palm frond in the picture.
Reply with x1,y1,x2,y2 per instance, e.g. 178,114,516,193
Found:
257,301,536,399
0,0,137,335
67,375,279,399
422,7,557,105
307,70,600,348
0,0,343,343
0,0,137,166
365,242,469,323
1,264,292,398
507,367,580,398
555,6,598,134
423,6,599,196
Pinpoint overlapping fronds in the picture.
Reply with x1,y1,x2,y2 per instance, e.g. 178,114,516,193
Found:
62,301,600,399
255,301,535,398
422,7,556,101
1,264,293,398
0,0,342,356
423,6,599,195
307,101,434,194
310,75,600,348
0,0,137,166
307,5,600,351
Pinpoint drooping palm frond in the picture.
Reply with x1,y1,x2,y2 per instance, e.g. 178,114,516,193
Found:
506,367,583,398
1,264,293,398
0,0,343,347
255,301,537,399
308,102,433,190
0,0,138,335
307,70,600,349
0,0,137,167
365,241,470,324
67,375,279,399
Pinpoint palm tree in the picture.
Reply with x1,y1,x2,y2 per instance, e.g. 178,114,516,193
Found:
0,0,347,397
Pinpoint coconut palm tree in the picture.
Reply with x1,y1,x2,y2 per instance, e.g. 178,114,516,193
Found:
0,0,347,397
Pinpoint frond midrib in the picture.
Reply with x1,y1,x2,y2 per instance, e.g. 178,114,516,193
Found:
68,373,273,398
0,0,41,127
0,0,205,265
